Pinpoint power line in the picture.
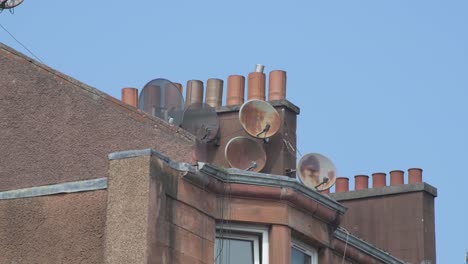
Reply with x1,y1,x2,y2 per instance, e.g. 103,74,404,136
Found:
0,22,43,63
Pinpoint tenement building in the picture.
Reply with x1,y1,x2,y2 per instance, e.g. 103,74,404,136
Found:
0,42,436,264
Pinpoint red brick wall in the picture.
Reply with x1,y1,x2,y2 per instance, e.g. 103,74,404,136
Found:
338,191,436,264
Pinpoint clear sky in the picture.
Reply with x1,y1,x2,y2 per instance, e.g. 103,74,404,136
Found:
1,0,467,262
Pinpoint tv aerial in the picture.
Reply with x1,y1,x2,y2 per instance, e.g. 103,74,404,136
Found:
239,99,280,139
181,102,219,143
0,0,24,10
225,136,266,172
297,153,336,191
138,78,184,126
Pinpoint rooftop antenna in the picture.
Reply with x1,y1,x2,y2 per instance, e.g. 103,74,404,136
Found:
138,78,184,126
297,153,336,191
225,136,266,173
181,102,219,143
238,99,281,139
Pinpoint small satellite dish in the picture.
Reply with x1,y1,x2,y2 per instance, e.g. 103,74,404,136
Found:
239,99,280,138
297,153,336,191
138,78,184,126
225,136,266,172
181,103,219,143
0,0,24,9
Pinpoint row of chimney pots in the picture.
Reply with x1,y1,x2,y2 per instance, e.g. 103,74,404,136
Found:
327,168,423,193
120,65,287,109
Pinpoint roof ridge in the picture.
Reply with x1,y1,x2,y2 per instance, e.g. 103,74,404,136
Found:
0,42,196,142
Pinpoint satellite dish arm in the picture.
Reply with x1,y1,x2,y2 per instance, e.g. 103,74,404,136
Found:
314,177,329,189
256,123,271,137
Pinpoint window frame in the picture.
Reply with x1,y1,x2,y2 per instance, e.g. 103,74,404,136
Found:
215,223,269,264
291,239,318,264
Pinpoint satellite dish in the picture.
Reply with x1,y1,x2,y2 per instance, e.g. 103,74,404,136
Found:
181,103,219,143
0,0,24,9
239,99,280,138
138,78,184,126
297,153,336,191
225,136,266,172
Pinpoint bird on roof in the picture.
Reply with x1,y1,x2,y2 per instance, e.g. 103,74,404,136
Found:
0,0,24,10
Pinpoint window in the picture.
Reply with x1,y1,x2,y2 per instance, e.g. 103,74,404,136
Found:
291,240,318,264
215,224,269,264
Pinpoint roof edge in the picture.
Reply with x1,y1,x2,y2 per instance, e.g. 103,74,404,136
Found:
0,42,196,143
107,148,347,222
334,228,406,264
199,165,346,214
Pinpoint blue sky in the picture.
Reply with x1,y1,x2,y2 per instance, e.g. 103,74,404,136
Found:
1,0,467,262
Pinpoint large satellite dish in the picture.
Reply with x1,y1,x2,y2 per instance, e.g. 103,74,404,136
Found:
225,136,266,172
0,0,24,9
181,103,219,143
138,78,184,125
297,153,336,191
239,99,280,139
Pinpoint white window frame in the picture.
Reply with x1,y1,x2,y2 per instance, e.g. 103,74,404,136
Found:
291,239,318,264
215,223,269,264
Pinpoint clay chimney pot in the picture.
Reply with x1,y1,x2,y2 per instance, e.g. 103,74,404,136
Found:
268,70,287,101
372,172,387,188
355,175,369,190
408,168,423,184
121,88,138,108
227,75,245,105
390,170,405,186
335,177,349,193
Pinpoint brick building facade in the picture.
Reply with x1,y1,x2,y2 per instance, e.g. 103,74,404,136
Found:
0,42,436,264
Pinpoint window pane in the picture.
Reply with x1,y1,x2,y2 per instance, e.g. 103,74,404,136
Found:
215,238,254,264
291,247,311,264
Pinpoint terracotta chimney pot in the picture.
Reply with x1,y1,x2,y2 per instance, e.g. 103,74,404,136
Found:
121,88,138,108
268,70,287,101
247,72,266,101
355,175,369,190
408,168,423,184
185,80,204,107
227,75,245,105
205,78,224,108
390,170,405,186
335,177,349,193
173,82,183,94
372,172,387,188
320,188,330,195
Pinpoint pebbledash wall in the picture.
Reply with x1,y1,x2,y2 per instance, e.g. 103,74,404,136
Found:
0,42,434,264
0,43,194,263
